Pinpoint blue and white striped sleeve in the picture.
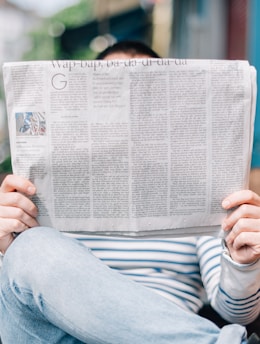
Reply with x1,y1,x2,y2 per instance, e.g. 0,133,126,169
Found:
196,236,222,303
213,243,260,325
196,236,260,325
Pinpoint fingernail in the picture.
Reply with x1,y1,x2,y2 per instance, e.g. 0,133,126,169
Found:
222,200,230,209
222,222,228,231
27,186,36,195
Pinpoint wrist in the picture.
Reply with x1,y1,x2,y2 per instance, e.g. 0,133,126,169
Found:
0,235,15,256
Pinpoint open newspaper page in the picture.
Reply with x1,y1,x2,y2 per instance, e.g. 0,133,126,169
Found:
2,58,257,237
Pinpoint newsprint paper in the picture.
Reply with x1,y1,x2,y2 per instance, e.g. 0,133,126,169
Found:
2,58,257,237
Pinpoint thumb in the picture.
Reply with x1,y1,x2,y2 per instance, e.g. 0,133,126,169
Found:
0,175,36,195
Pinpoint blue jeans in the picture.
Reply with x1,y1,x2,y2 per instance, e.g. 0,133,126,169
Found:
0,227,248,344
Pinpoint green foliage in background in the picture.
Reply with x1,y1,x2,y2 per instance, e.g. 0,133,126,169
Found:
23,29,57,60
54,0,94,28
23,0,94,61
0,156,12,174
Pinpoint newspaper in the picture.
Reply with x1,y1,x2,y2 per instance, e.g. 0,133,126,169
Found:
2,58,257,237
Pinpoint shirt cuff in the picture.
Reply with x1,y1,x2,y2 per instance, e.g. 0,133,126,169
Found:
222,239,260,268
220,239,260,298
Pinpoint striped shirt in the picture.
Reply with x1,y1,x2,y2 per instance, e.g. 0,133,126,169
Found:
66,233,260,324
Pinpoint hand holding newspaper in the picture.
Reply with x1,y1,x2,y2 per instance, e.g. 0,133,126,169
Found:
2,58,257,237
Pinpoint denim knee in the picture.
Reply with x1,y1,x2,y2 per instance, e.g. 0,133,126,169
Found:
5,226,60,260
1,227,70,286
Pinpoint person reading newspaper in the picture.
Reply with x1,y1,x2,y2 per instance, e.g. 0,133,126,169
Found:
0,41,260,344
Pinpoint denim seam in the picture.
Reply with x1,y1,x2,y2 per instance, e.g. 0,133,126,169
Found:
12,283,112,344
1,283,50,344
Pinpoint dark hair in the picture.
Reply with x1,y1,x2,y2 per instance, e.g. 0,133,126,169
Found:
96,40,160,60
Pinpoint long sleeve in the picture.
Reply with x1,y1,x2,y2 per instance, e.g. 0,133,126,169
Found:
212,244,260,325
196,236,260,325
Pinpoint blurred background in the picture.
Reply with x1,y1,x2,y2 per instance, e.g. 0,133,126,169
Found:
0,0,260,181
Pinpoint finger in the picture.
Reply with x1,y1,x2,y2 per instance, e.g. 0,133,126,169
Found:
0,175,36,195
222,204,260,231
225,218,260,245
0,218,30,236
0,192,38,218
0,234,15,254
0,205,39,228
222,190,260,210
232,231,260,253
227,245,259,265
